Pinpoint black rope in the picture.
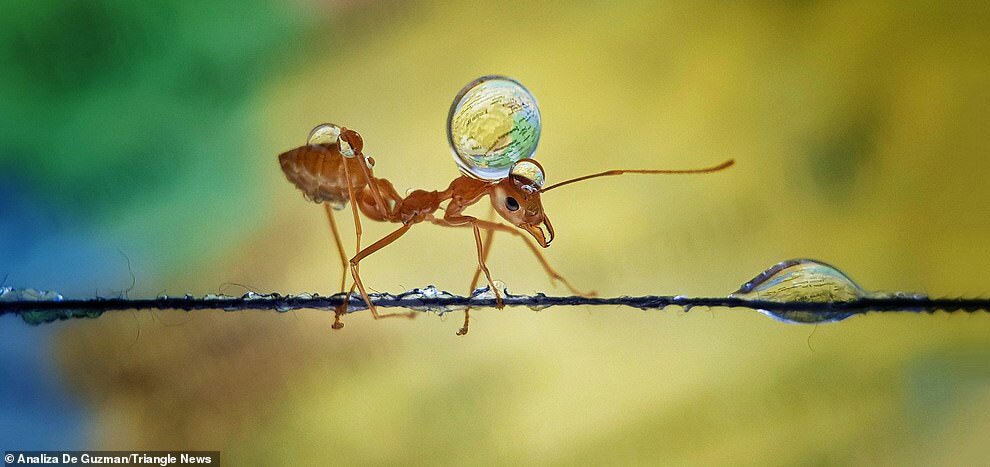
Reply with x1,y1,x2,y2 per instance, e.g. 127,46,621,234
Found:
2,290,988,325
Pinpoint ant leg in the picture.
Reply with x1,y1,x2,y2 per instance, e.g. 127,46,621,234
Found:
323,204,348,292
323,204,350,329
432,218,596,297
340,129,392,219
470,221,504,309
457,226,494,336
504,229,597,297
336,156,366,326
349,223,417,319
432,215,505,310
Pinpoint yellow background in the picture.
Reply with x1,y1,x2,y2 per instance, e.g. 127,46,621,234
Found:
4,1,989,464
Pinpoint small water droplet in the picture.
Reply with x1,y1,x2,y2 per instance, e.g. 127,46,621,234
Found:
509,159,545,193
525,293,551,312
730,259,860,323
1,287,99,325
471,281,507,301
308,123,341,146
394,286,463,315
338,135,356,158
0,287,64,302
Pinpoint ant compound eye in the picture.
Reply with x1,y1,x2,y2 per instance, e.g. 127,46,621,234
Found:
308,123,341,146
505,196,520,212
447,76,541,180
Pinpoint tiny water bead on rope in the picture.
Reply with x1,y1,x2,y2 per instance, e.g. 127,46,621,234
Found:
2,259,988,329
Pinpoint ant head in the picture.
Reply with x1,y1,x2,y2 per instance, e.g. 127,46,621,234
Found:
490,159,554,248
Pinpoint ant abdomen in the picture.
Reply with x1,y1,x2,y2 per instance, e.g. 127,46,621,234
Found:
278,125,374,210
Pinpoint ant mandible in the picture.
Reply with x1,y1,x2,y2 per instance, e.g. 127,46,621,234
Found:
278,75,733,335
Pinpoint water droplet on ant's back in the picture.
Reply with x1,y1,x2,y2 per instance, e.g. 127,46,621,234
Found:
447,76,541,181
308,123,341,146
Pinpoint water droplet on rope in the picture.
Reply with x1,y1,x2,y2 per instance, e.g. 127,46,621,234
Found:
730,259,860,323
394,286,464,315
1,287,102,325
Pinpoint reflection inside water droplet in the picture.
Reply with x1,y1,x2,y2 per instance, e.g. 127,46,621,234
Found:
307,123,341,146
730,259,862,323
447,76,541,180
510,159,545,193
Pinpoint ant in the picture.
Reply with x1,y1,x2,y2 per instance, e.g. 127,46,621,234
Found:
278,76,733,335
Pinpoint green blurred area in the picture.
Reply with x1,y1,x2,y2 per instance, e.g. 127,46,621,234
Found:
5,0,990,464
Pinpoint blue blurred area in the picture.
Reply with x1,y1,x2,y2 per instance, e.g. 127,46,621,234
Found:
0,177,113,448
0,174,126,297
0,321,86,449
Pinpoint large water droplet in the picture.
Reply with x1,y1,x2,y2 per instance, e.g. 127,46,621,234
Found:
730,259,861,323
447,76,541,181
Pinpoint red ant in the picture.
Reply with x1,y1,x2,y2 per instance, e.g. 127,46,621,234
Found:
278,76,733,335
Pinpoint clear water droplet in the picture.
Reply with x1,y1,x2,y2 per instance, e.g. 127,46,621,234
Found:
394,286,463,315
338,136,356,158
447,76,541,181
242,291,263,300
204,293,232,301
731,259,860,323
0,287,100,325
0,287,63,302
308,123,341,146
509,159,545,193
525,293,551,312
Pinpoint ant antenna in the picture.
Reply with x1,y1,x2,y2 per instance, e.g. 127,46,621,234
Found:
540,159,734,193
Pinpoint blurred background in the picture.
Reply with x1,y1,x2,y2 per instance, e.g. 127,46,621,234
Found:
2,0,989,464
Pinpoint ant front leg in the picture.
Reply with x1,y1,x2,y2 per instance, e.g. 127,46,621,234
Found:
439,218,597,298
434,215,506,311
457,223,495,336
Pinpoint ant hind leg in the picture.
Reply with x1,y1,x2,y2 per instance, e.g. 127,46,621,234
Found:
323,204,350,329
